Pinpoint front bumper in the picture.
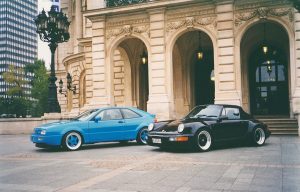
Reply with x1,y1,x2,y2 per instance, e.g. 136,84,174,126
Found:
31,134,62,147
147,132,194,147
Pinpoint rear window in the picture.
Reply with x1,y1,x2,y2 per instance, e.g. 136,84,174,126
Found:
121,109,141,119
224,107,240,120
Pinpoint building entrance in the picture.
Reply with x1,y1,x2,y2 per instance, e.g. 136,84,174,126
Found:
249,46,289,115
240,22,290,115
194,52,214,106
172,30,214,118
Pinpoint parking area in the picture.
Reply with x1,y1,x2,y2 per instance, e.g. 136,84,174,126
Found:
0,135,300,192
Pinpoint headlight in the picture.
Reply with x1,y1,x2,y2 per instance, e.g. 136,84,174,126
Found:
178,124,185,133
40,130,46,135
148,123,154,131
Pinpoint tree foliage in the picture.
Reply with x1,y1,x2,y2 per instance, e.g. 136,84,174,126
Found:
1,60,49,117
2,64,27,97
25,59,49,117
1,65,29,117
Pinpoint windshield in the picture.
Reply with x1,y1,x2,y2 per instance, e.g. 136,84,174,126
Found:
72,109,99,121
185,105,222,119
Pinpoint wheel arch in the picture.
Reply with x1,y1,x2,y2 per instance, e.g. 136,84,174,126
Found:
191,124,213,135
249,121,265,133
61,130,85,145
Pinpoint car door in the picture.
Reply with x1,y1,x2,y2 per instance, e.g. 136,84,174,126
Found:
213,107,247,141
120,108,144,140
88,109,125,142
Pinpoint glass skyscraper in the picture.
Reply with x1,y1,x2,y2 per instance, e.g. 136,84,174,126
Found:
0,0,38,98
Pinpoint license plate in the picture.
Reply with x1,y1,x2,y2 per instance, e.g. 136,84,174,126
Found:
152,138,161,144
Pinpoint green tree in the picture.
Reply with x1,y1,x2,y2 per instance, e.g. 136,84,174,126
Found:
2,64,29,117
3,64,27,97
25,59,49,117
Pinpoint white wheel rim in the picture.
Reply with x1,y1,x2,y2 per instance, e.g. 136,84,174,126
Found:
254,128,265,145
198,130,212,150
66,132,82,150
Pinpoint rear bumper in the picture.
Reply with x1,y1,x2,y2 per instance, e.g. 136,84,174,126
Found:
147,132,194,147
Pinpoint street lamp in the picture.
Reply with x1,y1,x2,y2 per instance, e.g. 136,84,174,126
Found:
58,73,76,96
197,31,204,60
141,50,148,65
35,6,70,113
262,23,268,55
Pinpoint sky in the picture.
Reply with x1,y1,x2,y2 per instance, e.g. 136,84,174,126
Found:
37,0,53,69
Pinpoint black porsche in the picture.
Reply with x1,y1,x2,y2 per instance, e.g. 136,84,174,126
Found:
147,104,271,152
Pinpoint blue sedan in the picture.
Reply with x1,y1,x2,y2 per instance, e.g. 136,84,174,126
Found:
31,107,155,151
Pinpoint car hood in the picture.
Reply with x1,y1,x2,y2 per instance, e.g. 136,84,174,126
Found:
37,120,80,129
157,119,212,132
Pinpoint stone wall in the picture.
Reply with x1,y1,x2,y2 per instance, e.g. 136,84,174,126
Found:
0,118,62,135
113,49,126,106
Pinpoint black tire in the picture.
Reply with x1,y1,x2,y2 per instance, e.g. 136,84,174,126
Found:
62,131,82,151
136,127,148,145
252,127,266,146
194,129,213,152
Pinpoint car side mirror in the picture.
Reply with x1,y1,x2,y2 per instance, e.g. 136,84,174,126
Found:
94,116,101,123
218,116,228,122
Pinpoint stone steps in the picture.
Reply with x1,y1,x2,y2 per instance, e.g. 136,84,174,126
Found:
256,116,298,135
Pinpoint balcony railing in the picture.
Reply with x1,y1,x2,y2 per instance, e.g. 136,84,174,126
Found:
105,0,149,7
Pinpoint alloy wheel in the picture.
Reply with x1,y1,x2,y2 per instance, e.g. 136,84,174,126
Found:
197,130,212,151
65,132,82,151
254,128,265,146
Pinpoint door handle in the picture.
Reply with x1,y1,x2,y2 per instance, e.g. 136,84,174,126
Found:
118,120,125,123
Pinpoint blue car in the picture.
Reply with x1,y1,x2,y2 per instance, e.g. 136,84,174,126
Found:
31,107,155,151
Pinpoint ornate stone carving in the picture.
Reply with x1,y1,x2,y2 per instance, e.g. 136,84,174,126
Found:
257,7,270,18
235,7,293,26
106,24,149,40
185,17,195,28
166,16,216,33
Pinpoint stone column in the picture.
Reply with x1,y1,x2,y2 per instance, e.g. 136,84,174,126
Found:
88,15,110,107
74,0,83,53
293,10,300,135
147,8,172,120
215,1,241,106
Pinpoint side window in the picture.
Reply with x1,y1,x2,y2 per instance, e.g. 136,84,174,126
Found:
224,108,240,120
121,109,141,119
97,109,123,121
221,108,226,116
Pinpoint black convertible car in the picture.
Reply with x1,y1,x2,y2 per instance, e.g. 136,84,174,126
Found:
147,104,271,151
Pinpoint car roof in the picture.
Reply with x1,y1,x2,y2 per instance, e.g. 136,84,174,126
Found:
93,106,139,110
95,106,152,113
196,104,242,109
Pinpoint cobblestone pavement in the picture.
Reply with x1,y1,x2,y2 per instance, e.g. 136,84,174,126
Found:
0,135,300,192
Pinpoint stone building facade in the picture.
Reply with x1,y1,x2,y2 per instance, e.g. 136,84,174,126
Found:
56,0,300,134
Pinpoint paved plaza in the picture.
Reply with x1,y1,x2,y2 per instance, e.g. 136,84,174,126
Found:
0,135,300,192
